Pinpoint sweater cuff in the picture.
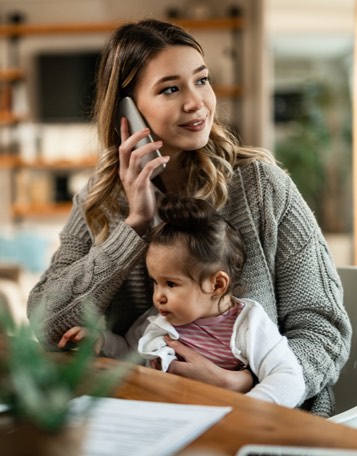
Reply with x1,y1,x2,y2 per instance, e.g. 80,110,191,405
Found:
101,221,148,265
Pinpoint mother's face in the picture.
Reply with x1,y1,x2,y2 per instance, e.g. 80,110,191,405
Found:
133,45,216,159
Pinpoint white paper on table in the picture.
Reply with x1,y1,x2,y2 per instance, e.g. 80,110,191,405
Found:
329,406,357,428
70,395,232,456
237,445,357,456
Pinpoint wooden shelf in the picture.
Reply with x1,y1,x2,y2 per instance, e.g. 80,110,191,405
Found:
0,17,243,37
0,111,26,125
0,155,96,169
0,69,25,82
0,155,21,168
17,156,96,170
3,156,96,218
214,85,243,98
12,202,73,218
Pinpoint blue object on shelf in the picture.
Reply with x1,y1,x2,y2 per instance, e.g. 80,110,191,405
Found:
0,231,50,273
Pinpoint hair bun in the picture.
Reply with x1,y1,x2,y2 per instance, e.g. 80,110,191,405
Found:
158,194,215,230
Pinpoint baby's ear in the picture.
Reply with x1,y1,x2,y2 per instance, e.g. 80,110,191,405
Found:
211,270,230,296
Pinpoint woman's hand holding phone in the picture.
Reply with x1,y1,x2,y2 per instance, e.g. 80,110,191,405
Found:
118,97,167,179
118,116,169,235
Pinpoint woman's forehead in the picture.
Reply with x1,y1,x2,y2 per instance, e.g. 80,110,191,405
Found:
137,46,207,86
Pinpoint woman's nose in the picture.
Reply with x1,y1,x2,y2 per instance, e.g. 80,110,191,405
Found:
183,89,204,112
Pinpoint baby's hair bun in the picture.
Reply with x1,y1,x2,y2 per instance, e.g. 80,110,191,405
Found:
158,193,215,230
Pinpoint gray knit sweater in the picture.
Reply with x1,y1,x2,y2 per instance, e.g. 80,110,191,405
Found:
27,161,352,417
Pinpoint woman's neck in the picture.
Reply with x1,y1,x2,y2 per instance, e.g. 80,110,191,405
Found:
155,154,188,194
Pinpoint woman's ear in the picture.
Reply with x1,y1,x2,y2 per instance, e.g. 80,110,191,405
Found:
211,271,230,297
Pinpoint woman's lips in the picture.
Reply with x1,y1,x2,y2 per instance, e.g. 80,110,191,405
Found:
180,118,206,131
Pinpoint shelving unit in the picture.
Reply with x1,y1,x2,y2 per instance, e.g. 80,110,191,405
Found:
0,69,25,124
0,17,244,35
0,16,245,223
0,156,96,218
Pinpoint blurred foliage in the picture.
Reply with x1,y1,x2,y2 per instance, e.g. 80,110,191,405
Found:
0,307,138,432
275,79,352,233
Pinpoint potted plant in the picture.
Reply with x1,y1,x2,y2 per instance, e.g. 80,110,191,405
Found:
0,307,136,456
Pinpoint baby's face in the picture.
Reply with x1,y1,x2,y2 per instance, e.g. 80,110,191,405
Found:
146,243,217,326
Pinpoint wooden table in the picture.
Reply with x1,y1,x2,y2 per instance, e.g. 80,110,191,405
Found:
93,358,357,456
2,334,356,455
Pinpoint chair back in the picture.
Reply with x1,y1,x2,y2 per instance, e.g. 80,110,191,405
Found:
334,266,357,414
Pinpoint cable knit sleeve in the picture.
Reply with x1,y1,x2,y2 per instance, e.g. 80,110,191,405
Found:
226,162,352,416
261,163,352,415
27,188,148,350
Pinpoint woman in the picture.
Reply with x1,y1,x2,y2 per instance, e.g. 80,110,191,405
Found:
27,18,351,417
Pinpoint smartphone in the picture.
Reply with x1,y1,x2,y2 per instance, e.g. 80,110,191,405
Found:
118,96,166,179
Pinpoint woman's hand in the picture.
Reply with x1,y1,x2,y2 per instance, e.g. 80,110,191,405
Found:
57,326,104,355
119,117,169,235
165,337,254,393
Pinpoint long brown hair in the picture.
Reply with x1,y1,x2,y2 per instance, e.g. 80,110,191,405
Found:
84,19,276,243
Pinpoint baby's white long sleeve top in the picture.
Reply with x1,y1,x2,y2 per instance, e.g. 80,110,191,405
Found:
138,298,305,408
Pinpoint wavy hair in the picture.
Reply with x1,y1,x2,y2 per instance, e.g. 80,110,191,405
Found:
84,18,276,243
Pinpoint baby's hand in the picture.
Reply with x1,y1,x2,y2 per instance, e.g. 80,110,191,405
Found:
150,358,162,370
58,326,104,354
58,326,86,349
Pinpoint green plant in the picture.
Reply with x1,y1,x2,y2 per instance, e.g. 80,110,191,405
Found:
275,79,352,233
0,307,137,432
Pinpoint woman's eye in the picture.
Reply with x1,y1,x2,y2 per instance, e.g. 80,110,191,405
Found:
167,281,177,288
197,76,210,85
160,86,179,95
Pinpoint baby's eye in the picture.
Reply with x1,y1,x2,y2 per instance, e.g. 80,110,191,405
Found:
160,86,179,95
166,281,177,288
